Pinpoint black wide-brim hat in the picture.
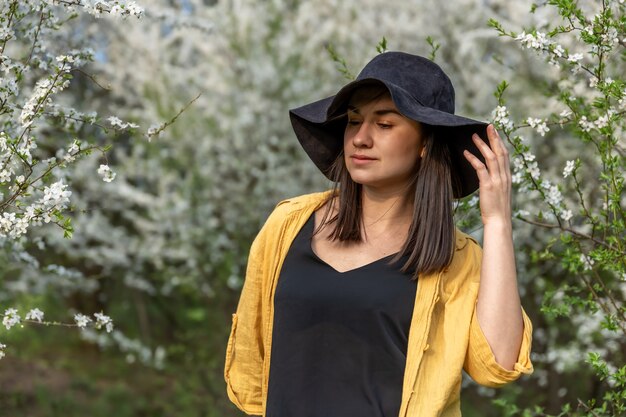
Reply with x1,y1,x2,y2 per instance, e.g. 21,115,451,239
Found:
289,51,488,198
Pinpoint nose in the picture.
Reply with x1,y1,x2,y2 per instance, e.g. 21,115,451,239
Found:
349,122,373,148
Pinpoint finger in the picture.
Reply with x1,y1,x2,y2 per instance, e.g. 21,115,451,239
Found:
486,125,511,184
486,124,505,154
471,133,500,178
495,126,512,187
463,149,492,185
488,124,510,165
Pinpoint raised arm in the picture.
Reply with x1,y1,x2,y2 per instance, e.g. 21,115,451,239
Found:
463,124,524,370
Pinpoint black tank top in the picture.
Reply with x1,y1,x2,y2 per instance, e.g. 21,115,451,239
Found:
265,214,418,417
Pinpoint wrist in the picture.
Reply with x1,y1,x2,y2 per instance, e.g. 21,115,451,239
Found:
482,217,513,231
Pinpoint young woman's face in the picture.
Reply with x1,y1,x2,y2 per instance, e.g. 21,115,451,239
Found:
344,90,425,192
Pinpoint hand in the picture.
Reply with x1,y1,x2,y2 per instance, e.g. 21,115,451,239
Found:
463,124,512,227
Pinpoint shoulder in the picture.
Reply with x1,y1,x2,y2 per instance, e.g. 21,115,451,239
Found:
443,229,482,284
267,190,334,221
454,229,481,253
274,190,335,209
254,190,334,238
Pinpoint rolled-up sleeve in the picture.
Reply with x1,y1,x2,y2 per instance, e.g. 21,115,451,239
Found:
464,304,534,387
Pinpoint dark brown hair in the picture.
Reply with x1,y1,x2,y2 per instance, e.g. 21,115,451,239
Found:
316,90,458,280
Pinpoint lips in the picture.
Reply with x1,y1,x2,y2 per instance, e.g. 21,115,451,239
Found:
349,154,377,166
351,154,376,161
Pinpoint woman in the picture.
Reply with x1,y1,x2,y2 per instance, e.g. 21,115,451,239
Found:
224,52,533,417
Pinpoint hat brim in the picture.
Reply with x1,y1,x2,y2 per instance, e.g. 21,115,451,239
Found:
289,78,488,198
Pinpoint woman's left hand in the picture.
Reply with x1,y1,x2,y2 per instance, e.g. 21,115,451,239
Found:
463,124,512,227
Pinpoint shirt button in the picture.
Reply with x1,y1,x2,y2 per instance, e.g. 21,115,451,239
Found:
423,344,430,351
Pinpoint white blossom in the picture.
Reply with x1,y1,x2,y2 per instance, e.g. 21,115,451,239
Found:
567,53,583,63
559,109,572,123
602,28,619,45
79,0,144,19
41,181,72,208
0,169,11,183
74,313,92,328
64,139,81,163
0,211,29,238
56,55,75,64
560,209,573,222
2,308,20,330
107,116,139,130
563,160,576,178
580,254,594,271
512,151,541,183
523,151,536,162
526,117,550,136
525,157,540,180
595,115,608,129
553,44,565,57
579,116,594,132
25,308,44,322
516,31,552,50
0,342,5,360
512,156,524,184
97,164,117,182
491,105,513,131
18,72,71,127
19,78,53,127
543,181,563,206
0,132,8,151
94,312,114,333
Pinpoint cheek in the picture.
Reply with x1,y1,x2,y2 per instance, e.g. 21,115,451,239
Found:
393,149,422,177
394,140,421,164
400,131,423,164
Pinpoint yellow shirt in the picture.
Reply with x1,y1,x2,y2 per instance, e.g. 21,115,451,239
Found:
224,191,533,417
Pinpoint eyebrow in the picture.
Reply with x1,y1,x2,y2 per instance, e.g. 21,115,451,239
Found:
347,105,403,117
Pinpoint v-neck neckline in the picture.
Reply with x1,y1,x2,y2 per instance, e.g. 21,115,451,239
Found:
305,214,401,274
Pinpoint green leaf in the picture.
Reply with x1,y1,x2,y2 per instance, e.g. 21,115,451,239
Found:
376,36,388,54
494,80,509,105
425,36,440,61
325,43,355,80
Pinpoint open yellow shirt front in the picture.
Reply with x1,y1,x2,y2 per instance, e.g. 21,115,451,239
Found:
225,191,533,417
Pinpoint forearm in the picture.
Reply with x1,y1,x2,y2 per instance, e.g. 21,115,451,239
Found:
476,219,524,370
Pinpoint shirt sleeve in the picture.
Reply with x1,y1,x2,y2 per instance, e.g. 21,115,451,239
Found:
464,304,534,387
224,222,269,415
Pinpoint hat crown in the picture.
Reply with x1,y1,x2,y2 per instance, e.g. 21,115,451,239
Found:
357,52,455,114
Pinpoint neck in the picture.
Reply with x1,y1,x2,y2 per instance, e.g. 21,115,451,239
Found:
360,186,414,229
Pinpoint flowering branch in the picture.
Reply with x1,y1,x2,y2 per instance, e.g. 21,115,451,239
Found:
1,308,115,359
145,93,201,140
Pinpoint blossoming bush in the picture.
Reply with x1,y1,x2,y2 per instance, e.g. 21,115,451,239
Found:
0,0,129,355
480,1,625,415
0,0,189,367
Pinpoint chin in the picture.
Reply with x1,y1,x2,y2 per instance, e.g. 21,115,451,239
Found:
348,173,413,192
